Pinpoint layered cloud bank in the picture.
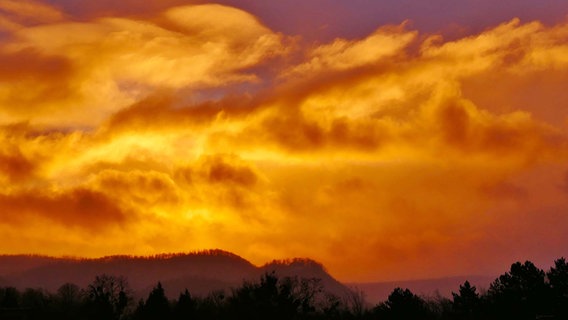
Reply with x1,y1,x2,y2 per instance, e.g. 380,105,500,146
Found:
1,0,567,281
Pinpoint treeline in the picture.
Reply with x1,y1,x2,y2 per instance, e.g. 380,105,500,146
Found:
0,249,243,262
97,249,245,261
0,257,567,320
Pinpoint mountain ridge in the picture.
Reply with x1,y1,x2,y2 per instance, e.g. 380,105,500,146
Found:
0,250,349,300
0,251,496,304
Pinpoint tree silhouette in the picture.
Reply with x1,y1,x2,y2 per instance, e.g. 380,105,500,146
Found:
142,282,171,320
4,256,568,319
54,283,82,320
173,289,196,320
452,281,480,319
132,299,146,320
0,287,20,309
56,283,81,305
487,261,551,319
196,290,226,320
227,272,322,320
85,274,130,320
21,288,49,319
547,257,568,317
372,287,433,320
350,289,366,317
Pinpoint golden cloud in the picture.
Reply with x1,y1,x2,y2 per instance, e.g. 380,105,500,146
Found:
0,3,286,127
0,0,63,28
285,22,417,76
0,2,567,281
0,188,128,231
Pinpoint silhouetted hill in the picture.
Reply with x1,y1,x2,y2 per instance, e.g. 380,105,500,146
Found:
261,258,351,297
0,250,351,300
0,251,497,304
0,254,61,276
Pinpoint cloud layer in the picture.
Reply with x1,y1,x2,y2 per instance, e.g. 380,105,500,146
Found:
1,0,568,281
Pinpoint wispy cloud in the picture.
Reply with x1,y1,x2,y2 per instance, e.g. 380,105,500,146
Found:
0,1,567,281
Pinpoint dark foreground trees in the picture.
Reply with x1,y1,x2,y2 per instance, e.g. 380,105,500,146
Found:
0,257,567,319
85,274,130,320
486,261,551,319
451,281,480,319
226,272,322,320
371,287,434,320
548,257,568,318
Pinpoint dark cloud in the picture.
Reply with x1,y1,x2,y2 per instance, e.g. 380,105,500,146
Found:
0,147,34,182
480,181,528,200
255,114,387,151
0,48,77,113
437,101,469,147
0,1,568,281
433,98,564,159
93,170,181,207
0,48,71,81
104,92,260,132
201,155,257,187
0,188,129,231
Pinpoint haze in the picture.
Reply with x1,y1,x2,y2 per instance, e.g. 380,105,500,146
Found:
0,0,567,282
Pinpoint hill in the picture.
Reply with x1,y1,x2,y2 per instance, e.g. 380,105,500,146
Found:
0,250,350,300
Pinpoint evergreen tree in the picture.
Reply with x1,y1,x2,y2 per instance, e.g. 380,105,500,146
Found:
227,272,321,320
372,287,433,320
547,257,568,317
452,281,480,319
143,282,171,320
487,261,551,319
1,287,20,308
174,289,196,320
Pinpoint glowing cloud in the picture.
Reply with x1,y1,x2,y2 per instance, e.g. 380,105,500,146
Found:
0,1,567,282
0,3,286,126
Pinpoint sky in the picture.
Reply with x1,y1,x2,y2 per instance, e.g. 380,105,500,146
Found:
0,0,567,282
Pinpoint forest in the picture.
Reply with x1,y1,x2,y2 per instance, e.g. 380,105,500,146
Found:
0,257,566,320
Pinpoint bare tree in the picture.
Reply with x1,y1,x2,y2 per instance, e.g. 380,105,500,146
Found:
87,274,131,320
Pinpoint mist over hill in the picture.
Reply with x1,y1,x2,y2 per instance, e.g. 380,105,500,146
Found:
2,251,567,320
0,249,497,305
0,250,350,300
348,275,495,304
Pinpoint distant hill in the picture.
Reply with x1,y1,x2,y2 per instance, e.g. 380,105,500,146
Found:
0,255,61,276
0,250,351,300
0,251,496,304
262,258,352,298
348,275,495,304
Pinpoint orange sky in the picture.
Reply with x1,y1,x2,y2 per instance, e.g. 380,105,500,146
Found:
1,0,568,282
